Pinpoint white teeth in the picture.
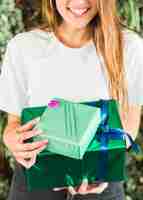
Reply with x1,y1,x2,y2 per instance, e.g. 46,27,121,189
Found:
69,8,88,16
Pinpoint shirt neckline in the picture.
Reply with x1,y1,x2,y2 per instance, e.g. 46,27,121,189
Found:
31,28,95,52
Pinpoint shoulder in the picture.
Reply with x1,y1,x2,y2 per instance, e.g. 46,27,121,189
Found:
8,28,53,48
6,28,55,58
122,29,143,73
122,29,143,106
123,29,143,53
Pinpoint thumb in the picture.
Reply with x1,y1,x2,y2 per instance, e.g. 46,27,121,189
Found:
68,186,77,195
17,154,37,169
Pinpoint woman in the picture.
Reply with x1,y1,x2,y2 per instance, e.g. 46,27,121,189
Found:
0,0,143,199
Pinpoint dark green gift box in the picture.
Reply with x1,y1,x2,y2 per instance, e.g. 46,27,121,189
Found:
21,99,127,191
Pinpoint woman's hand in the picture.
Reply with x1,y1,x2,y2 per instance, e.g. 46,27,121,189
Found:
66,179,108,195
3,117,48,169
54,179,108,195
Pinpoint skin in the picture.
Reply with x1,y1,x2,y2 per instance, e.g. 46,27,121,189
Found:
54,0,98,48
3,0,142,196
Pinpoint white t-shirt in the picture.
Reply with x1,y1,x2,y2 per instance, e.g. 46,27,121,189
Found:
0,28,143,116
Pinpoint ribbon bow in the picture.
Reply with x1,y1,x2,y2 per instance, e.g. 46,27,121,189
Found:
83,99,140,180
97,100,139,153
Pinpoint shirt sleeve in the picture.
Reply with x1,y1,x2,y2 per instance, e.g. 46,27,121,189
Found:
125,32,143,106
0,36,29,117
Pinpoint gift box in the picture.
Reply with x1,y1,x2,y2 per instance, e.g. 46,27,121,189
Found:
32,98,101,159
21,99,128,191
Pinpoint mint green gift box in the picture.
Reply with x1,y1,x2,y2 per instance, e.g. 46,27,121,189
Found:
21,99,127,191
33,98,102,159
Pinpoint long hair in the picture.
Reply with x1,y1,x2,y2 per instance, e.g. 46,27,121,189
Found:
40,0,129,117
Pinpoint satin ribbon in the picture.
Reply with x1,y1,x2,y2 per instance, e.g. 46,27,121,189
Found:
83,99,140,180
98,100,139,152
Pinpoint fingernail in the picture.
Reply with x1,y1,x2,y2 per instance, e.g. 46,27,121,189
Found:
38,140,48,148
42,140,48,144
35,130,43,135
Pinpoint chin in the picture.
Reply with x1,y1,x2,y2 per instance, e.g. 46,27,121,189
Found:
64,19,92,29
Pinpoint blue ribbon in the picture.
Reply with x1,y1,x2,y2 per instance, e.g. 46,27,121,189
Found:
83,100,140,180
98,100,139,152
96,100,140,180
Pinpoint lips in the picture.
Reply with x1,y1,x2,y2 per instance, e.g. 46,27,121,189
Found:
67,7,90,17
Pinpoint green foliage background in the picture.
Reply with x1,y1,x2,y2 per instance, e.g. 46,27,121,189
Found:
0,0,143,199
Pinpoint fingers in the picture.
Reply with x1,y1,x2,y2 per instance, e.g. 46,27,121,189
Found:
16,154,37,169
4,116,48,169
77,178,88,194
18,129,43,143
67,181,109,196
16,140,48,152
67,178,88,196
68,186,77,195
17,117,40,133
15,143,47,169
14,143,47,159
86,182,109,194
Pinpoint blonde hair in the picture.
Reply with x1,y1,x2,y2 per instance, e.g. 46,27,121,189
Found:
39,0,129,116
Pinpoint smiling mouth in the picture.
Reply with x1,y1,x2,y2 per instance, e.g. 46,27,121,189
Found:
67,7,90,17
